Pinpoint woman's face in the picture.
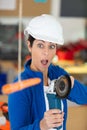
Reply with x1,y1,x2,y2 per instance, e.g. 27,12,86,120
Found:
27,39,57,73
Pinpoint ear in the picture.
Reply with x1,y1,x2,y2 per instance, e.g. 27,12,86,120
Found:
27,41,32,53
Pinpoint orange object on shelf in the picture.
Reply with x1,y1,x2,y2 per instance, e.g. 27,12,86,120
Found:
0,120,10,130
0,102,4,108
0,103,8,113
1,106,8,113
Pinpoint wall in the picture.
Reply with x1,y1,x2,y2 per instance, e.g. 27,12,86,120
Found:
51,0,86,43
0,1,87,129
0,0,51,16
0,0,86,43
67,106,87,130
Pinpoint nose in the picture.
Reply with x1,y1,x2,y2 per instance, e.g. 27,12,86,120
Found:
43,47,49,56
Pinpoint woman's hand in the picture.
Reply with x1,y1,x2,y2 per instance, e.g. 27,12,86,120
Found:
40,109,64,130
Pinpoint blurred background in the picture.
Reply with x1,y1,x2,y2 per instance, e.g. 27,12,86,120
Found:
0,0,87,130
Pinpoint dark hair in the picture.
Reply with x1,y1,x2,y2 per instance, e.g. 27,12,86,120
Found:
28,35,35,47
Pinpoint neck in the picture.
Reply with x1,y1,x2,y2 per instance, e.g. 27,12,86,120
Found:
43,72,48,86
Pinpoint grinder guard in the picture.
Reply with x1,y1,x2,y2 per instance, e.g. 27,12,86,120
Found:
54,75,71,99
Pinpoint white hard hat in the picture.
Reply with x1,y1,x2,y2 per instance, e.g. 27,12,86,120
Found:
24,14,64,45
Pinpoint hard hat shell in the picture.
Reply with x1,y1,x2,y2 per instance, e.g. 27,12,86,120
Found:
24,14,64,45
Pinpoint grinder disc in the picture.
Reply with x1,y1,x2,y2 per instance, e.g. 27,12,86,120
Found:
54,75,71,98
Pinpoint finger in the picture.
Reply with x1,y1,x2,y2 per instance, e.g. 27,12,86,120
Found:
52,121,63,128
45,109,62,116
48,114,64,123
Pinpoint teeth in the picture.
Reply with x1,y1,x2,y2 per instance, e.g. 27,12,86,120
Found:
41,60,48,65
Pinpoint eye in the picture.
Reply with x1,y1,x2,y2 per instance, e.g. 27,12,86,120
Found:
37,43,44,48
49,45,56,49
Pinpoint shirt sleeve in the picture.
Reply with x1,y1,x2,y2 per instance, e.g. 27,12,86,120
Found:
67,79,87,105
8,90,41,130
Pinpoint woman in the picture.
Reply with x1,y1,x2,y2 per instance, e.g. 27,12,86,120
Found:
8,14,87,130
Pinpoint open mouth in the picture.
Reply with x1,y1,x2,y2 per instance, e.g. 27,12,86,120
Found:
41,59,48,66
